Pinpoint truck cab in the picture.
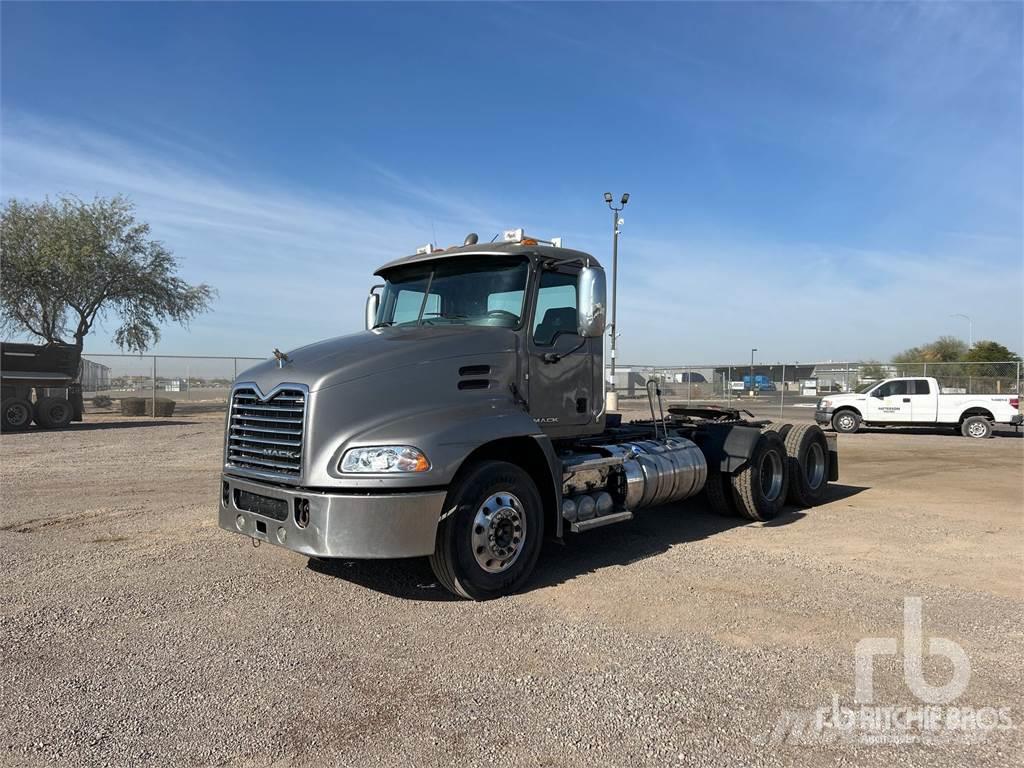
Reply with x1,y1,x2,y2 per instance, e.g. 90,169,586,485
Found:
220,229,839,599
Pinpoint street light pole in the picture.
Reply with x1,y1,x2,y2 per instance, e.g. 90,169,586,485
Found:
951,313,973,347
603,192,629,411
750,347,758,397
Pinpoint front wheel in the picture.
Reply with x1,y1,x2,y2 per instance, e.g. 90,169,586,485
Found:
832,410,861,434
429,460,544,600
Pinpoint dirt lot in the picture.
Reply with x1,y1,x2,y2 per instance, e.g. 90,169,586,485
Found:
1,409,1021,767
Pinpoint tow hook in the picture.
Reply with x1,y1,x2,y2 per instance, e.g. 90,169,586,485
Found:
251,537,260,548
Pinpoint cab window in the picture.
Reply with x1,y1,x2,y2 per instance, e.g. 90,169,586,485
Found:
875,380,908,397
911,379,931,395
532,271,578,346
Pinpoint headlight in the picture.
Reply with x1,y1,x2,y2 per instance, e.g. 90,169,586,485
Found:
340,446,430,473
819,399,832,408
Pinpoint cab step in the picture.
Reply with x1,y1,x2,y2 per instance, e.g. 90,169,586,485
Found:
569,510,633,533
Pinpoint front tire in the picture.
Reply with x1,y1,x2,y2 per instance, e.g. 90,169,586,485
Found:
832,410,860,434
429,460,544,600
961,415,993,439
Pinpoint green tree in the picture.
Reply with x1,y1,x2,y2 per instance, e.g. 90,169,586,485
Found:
859,360,886,380
962,340,1020,364
1,196,214,352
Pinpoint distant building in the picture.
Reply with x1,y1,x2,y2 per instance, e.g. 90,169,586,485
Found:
80,357,112,391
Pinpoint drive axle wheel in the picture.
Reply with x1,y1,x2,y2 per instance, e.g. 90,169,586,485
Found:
703,471,737,517
429,460,543,600
33,396,73,429
782,424,830,507
730,430,790,521
1,398,33,432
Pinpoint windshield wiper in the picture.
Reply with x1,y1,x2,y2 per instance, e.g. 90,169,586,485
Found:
421,312,468,325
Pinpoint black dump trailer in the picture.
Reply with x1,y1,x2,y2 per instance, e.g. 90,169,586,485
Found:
1,342,84,431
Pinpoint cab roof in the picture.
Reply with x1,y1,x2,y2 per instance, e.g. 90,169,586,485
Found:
373,241,602,276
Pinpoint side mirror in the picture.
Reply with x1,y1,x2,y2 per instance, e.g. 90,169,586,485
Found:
365,289,381,330
577,266,606,338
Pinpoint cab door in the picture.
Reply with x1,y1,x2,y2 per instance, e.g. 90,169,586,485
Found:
527,268,593,434
908,379,937,422
865,380,912,422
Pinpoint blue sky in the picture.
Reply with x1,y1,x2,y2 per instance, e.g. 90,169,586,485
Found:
2,1,1021,363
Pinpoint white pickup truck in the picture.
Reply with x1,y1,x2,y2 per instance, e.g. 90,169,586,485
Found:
816,377,1021,438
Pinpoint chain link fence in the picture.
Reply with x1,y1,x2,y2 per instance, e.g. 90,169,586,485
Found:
607,360,1022,403
80,354,266,415
75,352,1020,418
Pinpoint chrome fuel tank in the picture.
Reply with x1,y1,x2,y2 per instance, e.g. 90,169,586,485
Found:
617,437,708,510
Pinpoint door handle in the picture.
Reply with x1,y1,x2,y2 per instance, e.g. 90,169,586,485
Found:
902,398,911,403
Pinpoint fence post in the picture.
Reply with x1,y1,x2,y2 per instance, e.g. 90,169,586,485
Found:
233,358,238,383
727,366,731,404
923,362,927,379
780,363,786,419
151,356,157,418
186,363,191,401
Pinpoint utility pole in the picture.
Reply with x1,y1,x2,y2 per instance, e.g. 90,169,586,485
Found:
603,192,629,411
750,347,758,398
951,313,973,347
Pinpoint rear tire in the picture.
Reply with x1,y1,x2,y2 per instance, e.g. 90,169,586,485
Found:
33,396,73,429
783,424,830,507
961,415,993,439
703,471,738,517
832,410,860,434
1,398,33,432
730,431,790,521
429,460,544,600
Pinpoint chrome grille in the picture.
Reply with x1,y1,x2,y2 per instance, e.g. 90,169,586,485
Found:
227,387,306,477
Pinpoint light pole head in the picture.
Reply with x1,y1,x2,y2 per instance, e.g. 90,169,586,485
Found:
603,192,613,204
621,193,630,206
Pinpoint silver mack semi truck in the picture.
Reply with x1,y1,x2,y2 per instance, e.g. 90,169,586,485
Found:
218,229,838,599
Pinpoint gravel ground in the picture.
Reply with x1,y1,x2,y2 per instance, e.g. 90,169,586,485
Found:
1,409,1021,767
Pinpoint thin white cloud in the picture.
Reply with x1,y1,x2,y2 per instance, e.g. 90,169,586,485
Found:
2,112,1020,362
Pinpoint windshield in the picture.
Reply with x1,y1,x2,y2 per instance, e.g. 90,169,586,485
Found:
854,380,880,393
375,256,530,329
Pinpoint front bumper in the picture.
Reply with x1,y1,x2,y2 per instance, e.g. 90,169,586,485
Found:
815,408,834,426
218,473,446,558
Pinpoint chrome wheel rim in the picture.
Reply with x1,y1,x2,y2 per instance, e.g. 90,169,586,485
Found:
471,492,526,573
967,421,987,438
805,442,826,489
759,451,784,502
837,414,855,431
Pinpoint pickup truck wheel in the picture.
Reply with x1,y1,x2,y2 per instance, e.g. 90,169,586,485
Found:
429,460,543,600
783,424,830,507
832,410,860,434
961,416,993,439
730,430,790,521
33,396,73,429
2,398,34,432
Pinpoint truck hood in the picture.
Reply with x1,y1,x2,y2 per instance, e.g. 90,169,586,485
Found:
236,325,517,394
